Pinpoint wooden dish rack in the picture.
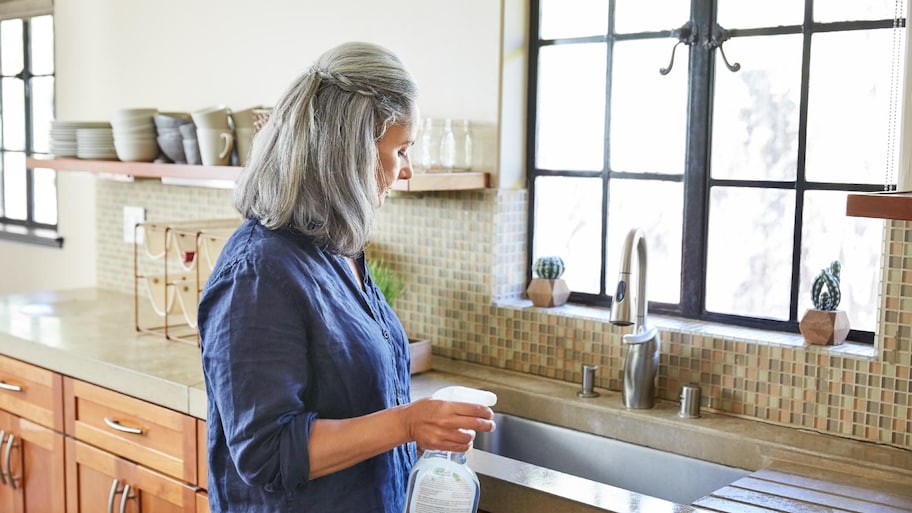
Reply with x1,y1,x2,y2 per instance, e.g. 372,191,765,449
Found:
133,218,241,345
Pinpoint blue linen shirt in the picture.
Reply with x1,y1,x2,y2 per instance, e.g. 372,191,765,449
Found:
199,219,416,512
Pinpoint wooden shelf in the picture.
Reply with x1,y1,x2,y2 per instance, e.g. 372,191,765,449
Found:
391,171,489,192
27,156,240,181
28,156,490,192
845,191,912,221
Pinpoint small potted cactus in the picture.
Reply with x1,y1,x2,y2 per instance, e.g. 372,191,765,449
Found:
798,260,850,345
526,256,570,307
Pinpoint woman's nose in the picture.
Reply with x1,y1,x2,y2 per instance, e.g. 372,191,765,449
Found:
399,162,413,181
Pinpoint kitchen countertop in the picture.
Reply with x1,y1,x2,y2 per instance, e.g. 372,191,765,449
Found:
0,288,910,512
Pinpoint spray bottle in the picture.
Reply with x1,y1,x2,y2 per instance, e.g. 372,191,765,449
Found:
403,386,497,513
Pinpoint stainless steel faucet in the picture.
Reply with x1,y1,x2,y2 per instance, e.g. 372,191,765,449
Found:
610,228,661,409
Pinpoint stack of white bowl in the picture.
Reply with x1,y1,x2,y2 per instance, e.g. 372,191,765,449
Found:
111,108,159,162
76,124,116,160
50,120,111,157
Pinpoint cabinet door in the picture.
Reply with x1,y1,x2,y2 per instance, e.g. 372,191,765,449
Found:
0,411,65,513
65,438,196,513
195,490,209,513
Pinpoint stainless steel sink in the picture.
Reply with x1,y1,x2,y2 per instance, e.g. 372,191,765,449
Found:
473,413,750,505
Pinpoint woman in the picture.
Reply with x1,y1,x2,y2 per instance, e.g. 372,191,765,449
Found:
199,42,495,512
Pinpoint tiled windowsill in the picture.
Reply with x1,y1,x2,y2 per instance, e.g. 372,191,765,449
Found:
494,298,877,360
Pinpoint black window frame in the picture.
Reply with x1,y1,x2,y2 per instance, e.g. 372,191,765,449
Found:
0,13,61,248
526,0,904,344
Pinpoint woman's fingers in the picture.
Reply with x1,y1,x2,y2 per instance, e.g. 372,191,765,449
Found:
404,398,497,451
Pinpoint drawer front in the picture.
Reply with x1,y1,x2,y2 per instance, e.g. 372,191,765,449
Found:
0,355,63,431
197,419,207,489
64,378,197,483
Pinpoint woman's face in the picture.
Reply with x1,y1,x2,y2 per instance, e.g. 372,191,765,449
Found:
376,118,417,205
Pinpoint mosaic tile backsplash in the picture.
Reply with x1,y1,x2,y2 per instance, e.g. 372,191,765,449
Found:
97,180,912,449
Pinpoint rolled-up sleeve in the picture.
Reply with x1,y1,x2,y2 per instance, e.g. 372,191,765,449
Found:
200,256,316,491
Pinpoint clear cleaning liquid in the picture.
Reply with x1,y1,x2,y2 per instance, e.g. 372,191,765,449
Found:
404,449,480,513
403,386,497,513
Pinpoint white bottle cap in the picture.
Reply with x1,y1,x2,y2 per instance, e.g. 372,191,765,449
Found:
432,386,497,407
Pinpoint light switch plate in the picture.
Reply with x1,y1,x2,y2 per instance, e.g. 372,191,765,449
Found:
123,205,146,244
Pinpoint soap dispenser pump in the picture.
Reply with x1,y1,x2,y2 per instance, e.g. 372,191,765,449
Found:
403,386,497,513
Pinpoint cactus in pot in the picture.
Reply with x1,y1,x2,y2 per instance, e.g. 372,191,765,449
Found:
799,260,849,345
810,260,841,311
527,256,570,307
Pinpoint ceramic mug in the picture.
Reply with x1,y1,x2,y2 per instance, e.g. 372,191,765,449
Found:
191,105,231,130
235,128,255,166
197,129,234,166
229,106,263,131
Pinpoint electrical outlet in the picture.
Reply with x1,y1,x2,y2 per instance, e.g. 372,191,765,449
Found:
123,205,146,244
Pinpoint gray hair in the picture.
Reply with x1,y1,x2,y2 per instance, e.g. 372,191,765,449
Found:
234,41,418,256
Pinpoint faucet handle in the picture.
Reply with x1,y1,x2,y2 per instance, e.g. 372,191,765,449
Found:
577,364,600,398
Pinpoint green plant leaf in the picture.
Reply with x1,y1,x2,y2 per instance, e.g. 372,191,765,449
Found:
367,258,405,307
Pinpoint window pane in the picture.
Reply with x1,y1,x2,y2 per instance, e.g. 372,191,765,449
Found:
610,39,687,174
29,15,54,75
3,152,26,220
0,19,23,76
814,0,899,22
533,176,603,294
801,191,881,332
717,0,804,28
705,187,795,319
607,179,683,304
540,0,608,39
805,30,894,185
536,43,606,171
31,76,54,154
711,35,802,181
2,78,25,151
32,166,57,224
615,0,688,34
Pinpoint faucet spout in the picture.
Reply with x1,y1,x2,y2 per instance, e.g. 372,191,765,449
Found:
609,228,660,409
610,228,648,333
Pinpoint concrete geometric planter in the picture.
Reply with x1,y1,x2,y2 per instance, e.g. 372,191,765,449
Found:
526,278,570,307
799,309,849,346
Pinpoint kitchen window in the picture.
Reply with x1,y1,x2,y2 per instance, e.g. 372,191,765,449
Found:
0,11,58,247
527,0,906,343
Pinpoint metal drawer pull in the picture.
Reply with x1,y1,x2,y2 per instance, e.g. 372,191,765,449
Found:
120,484,136,513
0,381,22,392
4,433,18,489
108,479,123,513
103,417,144,435
0,430,6,486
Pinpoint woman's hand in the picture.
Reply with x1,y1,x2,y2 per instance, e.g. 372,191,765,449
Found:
402,397,496,453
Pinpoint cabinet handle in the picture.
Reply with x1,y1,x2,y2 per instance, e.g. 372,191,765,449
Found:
103,417,144,435
0,381,22,392
119,484,136,513
107,480,124,513
3,433,18,490
0,430,6,486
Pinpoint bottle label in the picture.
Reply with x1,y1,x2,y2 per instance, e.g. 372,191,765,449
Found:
408,458,477,513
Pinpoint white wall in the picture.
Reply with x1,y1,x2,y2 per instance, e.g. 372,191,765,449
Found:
1,0,508,294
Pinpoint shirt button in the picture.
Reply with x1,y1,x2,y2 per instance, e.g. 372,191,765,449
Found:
383,330,389,339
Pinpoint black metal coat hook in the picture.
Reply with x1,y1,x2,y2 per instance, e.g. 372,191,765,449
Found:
707,22,741,72
659,21,696,75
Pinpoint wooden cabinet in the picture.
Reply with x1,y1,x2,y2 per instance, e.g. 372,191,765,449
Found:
0,355,64,432
0,356,65,513
64,378,197,483
196,490,209,513
0,410,65,513
65,438,196,513
63,378,202,513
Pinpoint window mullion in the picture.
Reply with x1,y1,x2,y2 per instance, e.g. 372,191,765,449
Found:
680,0,713,318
